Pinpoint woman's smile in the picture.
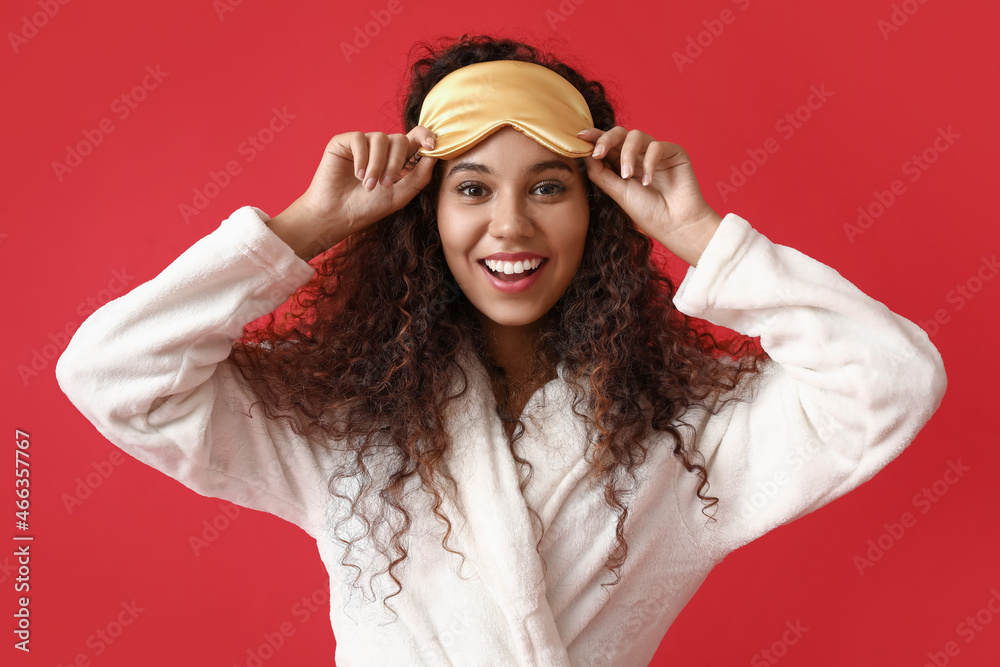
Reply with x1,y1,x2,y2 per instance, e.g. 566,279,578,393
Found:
479,255,549,292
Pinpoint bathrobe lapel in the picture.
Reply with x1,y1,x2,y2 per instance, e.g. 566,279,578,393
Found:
438,351,572,666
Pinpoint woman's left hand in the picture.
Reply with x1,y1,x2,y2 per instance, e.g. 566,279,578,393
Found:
578,127,723,266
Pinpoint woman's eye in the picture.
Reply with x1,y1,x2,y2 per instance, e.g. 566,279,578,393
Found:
534,182,564,196
457,182,486,197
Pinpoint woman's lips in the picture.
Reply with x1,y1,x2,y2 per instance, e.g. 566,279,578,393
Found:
479,258,548,293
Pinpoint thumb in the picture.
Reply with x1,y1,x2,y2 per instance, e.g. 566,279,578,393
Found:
391,155,438,209
584,155,628,203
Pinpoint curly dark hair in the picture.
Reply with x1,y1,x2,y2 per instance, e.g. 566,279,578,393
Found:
229,33,769,619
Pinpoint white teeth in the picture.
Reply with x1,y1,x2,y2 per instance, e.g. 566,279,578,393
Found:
484,258,544,273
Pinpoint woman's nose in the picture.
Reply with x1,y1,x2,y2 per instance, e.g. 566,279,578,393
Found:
487,193,535,240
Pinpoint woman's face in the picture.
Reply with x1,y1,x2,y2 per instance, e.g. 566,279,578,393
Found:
435,126,590,330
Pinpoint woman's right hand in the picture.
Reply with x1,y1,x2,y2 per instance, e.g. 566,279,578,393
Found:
267,126,438,261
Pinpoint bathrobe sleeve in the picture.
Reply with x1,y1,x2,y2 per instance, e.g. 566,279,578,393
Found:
55,206,330,538
670,213,947,560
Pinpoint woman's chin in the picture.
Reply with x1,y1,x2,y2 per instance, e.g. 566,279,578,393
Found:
470,306,550,332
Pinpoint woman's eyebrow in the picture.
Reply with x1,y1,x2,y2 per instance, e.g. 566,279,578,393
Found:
446,159,574,179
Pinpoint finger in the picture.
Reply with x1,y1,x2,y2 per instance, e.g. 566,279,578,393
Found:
363,132,390,188
381,134,411,187
575,127,604,149
392,154,438,207
347,132,369,182
583,154,627,202
591,126,628,162
619,129,653,180
641,141,665,186
409,125,437,153
362,132,390,190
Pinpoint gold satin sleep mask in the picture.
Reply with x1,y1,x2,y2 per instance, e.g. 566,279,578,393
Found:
415,60,595,160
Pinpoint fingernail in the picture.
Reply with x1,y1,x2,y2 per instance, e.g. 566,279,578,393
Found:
365,177,376,190
357,168,365,180
642,173,650,186
593,145,605,158
576,129,588,136
622,164,632,179
381,175,393,187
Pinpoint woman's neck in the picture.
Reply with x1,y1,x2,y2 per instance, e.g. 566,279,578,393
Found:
480,317,544,383
478,315,554,425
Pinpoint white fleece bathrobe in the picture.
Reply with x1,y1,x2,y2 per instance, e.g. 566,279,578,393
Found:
56,206,946,666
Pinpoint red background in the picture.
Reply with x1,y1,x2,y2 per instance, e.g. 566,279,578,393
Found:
4,0,998,665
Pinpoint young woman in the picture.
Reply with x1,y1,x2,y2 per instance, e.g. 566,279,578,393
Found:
57,34,946,666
